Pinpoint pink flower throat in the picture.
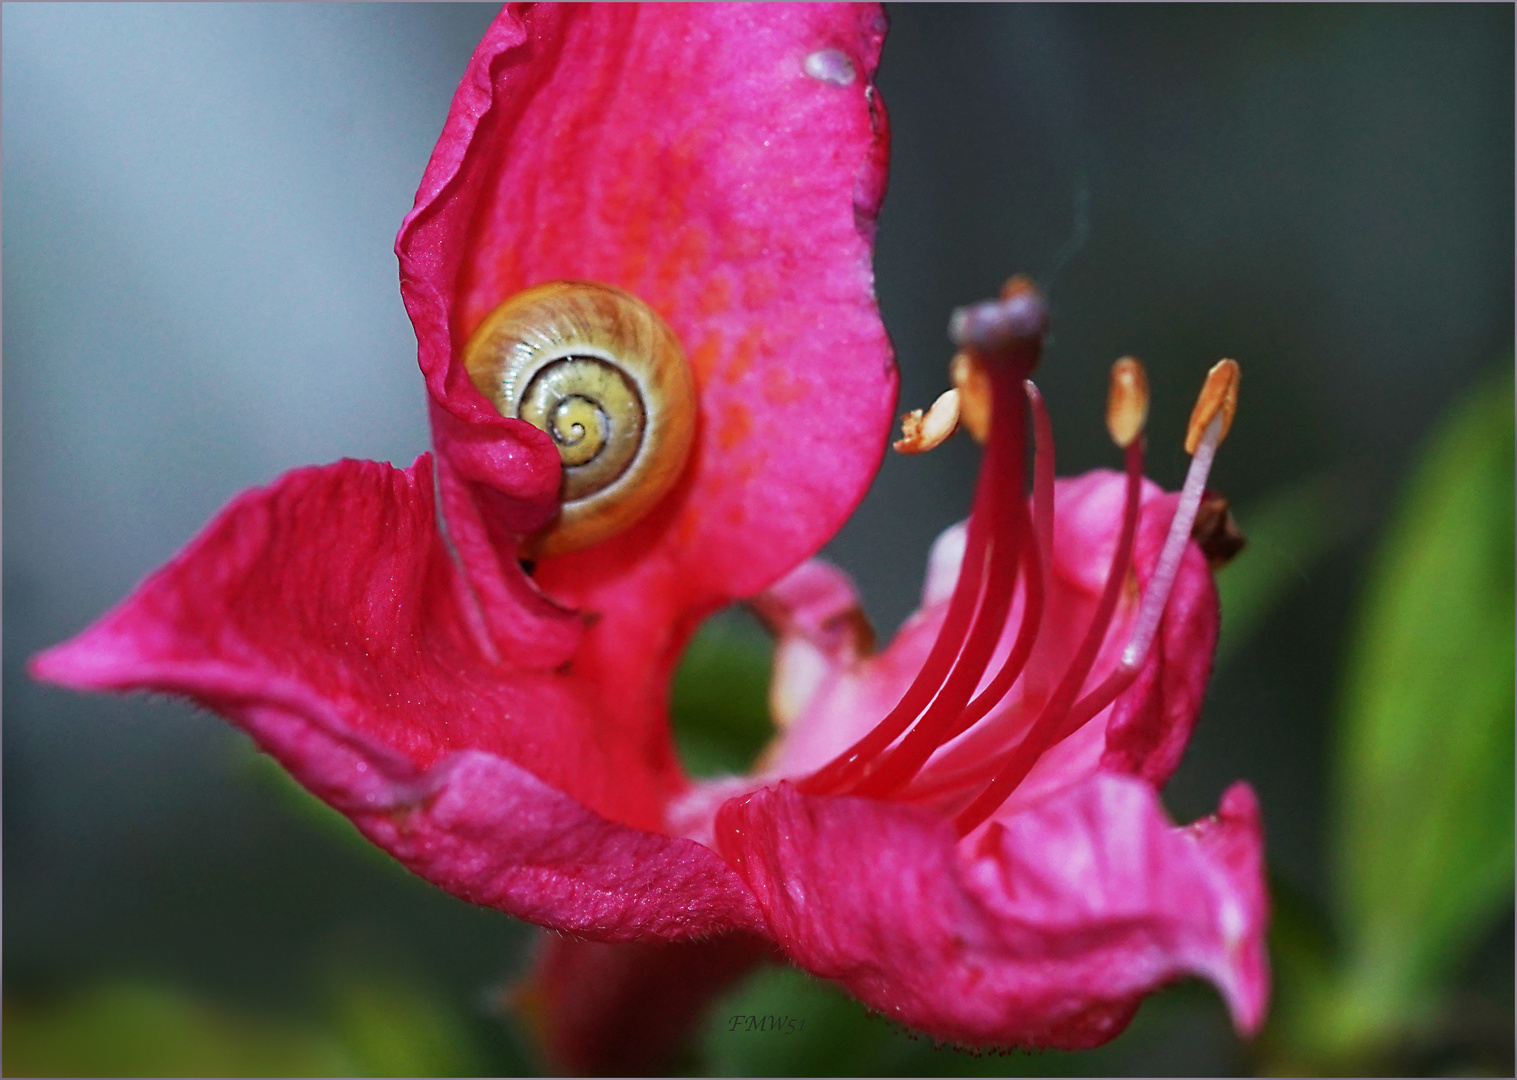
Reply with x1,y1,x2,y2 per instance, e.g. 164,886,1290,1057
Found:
796,279,1232,837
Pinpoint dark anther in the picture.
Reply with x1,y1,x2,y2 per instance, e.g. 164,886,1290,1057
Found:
1192,492,1247,570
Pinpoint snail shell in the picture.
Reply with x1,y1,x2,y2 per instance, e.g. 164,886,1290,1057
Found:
462,281,696,557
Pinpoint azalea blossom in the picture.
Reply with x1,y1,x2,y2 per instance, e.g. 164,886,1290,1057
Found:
32,3,1267,1073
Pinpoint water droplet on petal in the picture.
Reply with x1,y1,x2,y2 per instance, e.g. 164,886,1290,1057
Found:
804,48,856,86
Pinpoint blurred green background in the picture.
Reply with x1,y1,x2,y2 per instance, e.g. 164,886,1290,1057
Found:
5,4,1512,1076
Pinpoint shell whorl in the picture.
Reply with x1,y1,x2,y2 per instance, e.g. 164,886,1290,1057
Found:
462,281,696,556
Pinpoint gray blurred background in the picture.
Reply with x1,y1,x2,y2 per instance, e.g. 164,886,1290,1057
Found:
5,4,1512,1075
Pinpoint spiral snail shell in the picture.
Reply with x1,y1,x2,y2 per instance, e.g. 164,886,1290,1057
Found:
462,281,696,557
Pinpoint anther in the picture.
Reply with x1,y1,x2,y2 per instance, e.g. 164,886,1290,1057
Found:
999,273,1037,301
1105,357,1150,449
1185,358,1240,454
1192,492,1247,569
950,351,992,443
894,389,962,454
1119,361,1242,671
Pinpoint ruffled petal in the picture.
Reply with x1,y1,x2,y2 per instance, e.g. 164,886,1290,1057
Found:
31,458,762,927
714,775,1269,1048
396,5,896,763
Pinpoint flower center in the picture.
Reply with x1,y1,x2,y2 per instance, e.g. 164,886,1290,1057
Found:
797,277,1240,837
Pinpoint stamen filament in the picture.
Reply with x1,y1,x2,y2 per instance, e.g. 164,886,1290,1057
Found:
795,404,1006,796
1002,407,1231,762
951,438,1146,836
1026,379,1055,596
940,527,1043,742
848,377,1029,798
1124,408,1222,669
901,381,1054,762
799,283,1049,798
817,332,1239,842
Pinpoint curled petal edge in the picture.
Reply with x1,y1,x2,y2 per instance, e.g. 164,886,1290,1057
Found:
714,774,1269,1048
33,645,763,941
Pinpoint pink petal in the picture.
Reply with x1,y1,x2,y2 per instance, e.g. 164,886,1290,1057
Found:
32,457,760,935
714,775,1269,1048
1098,489,1219,788
396,7,896,746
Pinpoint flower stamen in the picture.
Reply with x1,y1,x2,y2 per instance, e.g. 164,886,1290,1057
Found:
796,278,1239,842
1106,356,1150,449
893,388,962,454
796,282,1047,798
1026,379,1055,595
948,428,1146,835
1185,358,1239,454
848,378,1035,798
950,359,1239,837
950,350,992,443
866,379,1059,799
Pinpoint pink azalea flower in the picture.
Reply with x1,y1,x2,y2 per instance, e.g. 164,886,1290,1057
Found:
32,3,1267,1071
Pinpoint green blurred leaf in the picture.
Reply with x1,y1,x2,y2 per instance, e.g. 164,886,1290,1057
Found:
1215,467,1366,667
670,608,775,777
324,967,484,1078
3,965,492,1079
1253,875,1342,1073
1,982,356,1078
1328,366,1515,1048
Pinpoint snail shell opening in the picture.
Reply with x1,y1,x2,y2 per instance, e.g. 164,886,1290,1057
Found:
461,281,696,557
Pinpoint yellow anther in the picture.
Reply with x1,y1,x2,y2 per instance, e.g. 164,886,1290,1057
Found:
950,349,992,443
894,389,962,454
999,273,1037,301
1105,357,1150,448
1185,358,1240,454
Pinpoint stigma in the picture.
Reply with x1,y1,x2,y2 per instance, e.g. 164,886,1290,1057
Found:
797,278,1240,837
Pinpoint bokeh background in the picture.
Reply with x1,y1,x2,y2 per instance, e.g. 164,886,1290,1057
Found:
5,4,1512,1076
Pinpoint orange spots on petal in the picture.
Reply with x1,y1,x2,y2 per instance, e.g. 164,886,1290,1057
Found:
763,372,808,407
617,216,652,286
741,270,779,310
689,334,722,386
722,226,766,265
655,226,709,296
718,402,753,451
695,273,733,318
723,325,763,385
